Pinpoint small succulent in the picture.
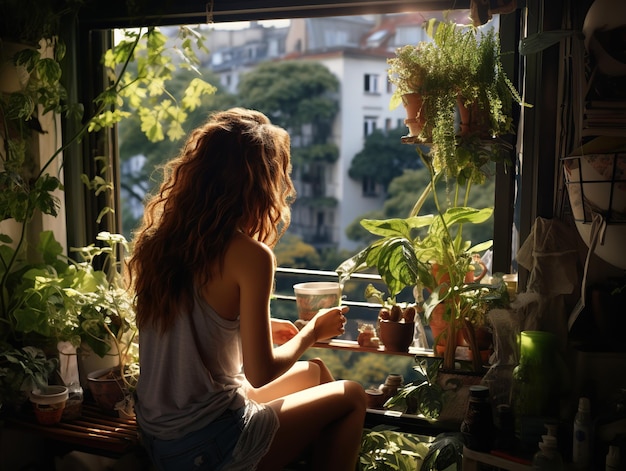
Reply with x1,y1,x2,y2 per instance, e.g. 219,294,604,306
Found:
379,305,416,323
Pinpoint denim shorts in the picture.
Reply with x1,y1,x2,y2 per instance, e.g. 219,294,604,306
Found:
140,407,246,471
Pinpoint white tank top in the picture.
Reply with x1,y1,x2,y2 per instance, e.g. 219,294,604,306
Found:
135,289,279,470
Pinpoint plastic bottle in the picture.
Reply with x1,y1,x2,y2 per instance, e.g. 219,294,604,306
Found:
606,445,620,471
532,434,564,470
572,397,591,470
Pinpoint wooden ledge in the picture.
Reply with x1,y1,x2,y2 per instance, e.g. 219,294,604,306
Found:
5,402,139,458
313,338,439,357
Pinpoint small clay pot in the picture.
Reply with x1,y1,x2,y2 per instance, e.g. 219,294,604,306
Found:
87,367,128,412
30,385,69,425
378,320,415,352
365,388,386,409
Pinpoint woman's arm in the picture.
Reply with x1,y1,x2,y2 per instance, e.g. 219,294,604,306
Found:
271,318,299,345
233,237,346,388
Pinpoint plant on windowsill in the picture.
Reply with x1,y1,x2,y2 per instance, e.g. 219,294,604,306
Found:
337,141,510,372
0,17,214,410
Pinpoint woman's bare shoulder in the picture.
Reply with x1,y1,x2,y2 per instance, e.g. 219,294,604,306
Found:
227,233,275,270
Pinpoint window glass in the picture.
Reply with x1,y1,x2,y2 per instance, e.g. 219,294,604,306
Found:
117,10,503,388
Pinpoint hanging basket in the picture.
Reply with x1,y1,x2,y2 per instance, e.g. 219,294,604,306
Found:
562,146,626,269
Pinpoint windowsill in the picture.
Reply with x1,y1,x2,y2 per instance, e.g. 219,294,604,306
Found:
312,338,437,357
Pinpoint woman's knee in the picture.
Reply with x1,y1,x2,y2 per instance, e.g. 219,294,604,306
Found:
341,380,367,410
307,357,334,383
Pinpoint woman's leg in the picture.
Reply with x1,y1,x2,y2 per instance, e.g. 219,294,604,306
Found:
256,380,367,471
247,358,332,403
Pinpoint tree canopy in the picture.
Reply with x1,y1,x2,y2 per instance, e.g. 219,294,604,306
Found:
348,126,426,190
237,60,339,143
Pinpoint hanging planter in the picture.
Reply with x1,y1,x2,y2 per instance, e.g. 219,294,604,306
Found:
562,137,626,269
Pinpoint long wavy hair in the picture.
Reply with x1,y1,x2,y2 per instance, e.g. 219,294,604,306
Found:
128,108,295,333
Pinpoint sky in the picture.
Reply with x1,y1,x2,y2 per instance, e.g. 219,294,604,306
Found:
208,20,291,30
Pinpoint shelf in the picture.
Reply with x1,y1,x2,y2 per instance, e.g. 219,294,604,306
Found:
312,339,439,357
462,447,532,471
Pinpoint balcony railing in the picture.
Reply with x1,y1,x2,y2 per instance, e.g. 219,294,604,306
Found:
274,266,394,342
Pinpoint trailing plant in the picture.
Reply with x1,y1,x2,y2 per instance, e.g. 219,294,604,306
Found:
387,19,528,178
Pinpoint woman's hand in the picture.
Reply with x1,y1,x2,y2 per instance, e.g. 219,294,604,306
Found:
271,318,299,345
310,306,349,342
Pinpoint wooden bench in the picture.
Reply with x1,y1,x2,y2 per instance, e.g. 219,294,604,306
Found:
4,401,141,460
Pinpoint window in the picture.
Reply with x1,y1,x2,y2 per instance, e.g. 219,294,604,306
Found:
104,7,517,388
362,176,378,197
364,73,380,94
363,116,377,137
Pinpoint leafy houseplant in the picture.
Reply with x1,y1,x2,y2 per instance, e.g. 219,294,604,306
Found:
0,345,58,410
0,11,215,406
6,231,137,360
358,425,430,471
338,97,512,371
383,358,461,421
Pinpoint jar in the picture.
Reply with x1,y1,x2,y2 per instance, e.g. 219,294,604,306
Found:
460,385,495,452
357,323,377,347
381,374,403,399
511,331,565,448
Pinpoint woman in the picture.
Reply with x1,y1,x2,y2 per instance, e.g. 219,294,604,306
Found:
128,108,367,471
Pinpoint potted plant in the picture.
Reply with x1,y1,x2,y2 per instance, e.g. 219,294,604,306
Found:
337,103,514,370
0,13,214,408
383,357,461,421
358,425,430,471
387,20,528,178
0,345,58,412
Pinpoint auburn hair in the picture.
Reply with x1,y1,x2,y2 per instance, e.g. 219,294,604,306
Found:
128,108,295,333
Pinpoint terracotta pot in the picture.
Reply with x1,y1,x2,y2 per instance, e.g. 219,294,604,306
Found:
402,93,428,138
87,367,128,412
378,320,415,352
429,303,450,347
432,261,483,286
457,97,491,138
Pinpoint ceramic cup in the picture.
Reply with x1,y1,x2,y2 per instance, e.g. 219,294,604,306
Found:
293,282,342,321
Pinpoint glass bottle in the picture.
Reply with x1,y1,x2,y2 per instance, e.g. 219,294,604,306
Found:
512,331,564,447
572,397,591,470
460,385,495,452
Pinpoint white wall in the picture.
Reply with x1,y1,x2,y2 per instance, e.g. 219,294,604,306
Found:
320,53,407,251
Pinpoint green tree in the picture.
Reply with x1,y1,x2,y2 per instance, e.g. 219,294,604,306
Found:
345,166,495,247
237,61,340,166
237,61,339,133
118,66,237,237
348,127,426,191
274,233,321,268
